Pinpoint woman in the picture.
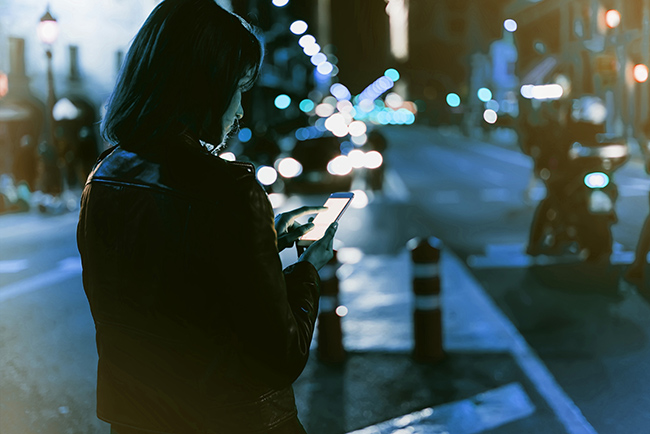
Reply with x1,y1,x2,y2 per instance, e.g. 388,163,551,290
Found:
77,1,336,433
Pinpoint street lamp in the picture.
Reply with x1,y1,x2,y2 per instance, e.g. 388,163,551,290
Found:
38,6,62,196
38,6,58,108
38,9,59,45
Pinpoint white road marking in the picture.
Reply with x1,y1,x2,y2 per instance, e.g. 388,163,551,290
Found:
447,253,599,434
619,182,650,197
480,188,511,202
0,212,78,241
383,169,410,202
434,190,461,204
348,382,535,434
325,251,597,434
0,257,82,303
0,259,29,273
468,142,532,168
480,167,509,187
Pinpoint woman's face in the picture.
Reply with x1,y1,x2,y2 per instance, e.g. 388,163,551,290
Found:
221,87,243,141
220,70,256,142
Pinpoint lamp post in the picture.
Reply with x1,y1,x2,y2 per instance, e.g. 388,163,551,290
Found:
37,6,62,196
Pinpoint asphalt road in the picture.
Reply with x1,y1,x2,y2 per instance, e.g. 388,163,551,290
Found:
1,124,648,433
381,125,650,434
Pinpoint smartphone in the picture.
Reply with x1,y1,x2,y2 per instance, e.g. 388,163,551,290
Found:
296,192,354,247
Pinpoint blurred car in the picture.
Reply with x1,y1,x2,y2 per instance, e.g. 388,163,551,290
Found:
279,135,353,195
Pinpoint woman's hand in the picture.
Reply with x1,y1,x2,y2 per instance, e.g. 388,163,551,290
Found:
275,206,326,252
298,222,338,271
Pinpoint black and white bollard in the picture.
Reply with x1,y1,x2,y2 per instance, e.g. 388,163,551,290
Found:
317,251,346,363
409,237,445,363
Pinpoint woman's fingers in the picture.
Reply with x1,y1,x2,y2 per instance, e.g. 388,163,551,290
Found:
277,222,315,252
276,206,326,232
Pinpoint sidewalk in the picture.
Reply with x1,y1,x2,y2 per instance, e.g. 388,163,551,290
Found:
290,249,597,434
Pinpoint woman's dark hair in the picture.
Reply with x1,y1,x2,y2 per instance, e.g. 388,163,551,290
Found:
101,0,263,149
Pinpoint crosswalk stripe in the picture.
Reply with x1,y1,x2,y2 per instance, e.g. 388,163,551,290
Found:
347,382,535,434
0,257,81,303
0,259,29,273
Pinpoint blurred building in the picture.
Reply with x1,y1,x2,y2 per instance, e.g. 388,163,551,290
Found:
0,0,164,109
401,0,512,126
506,0,650,140
329,0,391,95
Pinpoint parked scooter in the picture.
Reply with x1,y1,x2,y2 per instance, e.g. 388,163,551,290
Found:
527,97,628,262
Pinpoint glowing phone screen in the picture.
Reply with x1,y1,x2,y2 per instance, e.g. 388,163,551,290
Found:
300,197,351,241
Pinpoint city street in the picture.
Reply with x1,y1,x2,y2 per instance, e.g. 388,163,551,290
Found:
1,125,649,433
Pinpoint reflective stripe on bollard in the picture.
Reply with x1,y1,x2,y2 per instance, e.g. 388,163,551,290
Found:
412,263,440,279
317,251,345,363
414,294,441,311
409,237,445,363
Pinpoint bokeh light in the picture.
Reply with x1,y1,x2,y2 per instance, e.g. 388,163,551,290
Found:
504,19,517,32
304,43,321,56
290,20,308,35
337,100,354,114
238,128,252,143
330,83,352,101
351,134,367,146
256,166,278,185
274,94,291,109
385,92,404,109
268,193,286,209
483,109,498,124
325,113,349,137
277,157,303,178
351,189,369,209
634,64,649,83
335,306,349,317
299,99,315,112
327,155,352,176
272,0,289,7
317,62,333,75
584,172,610,188
477,87,492,102
486,100,500,112
298,34,315,48
520,84,534,99
347,149,366,168
605,9,621,28
363,151,383,169
311,52,327,66
337,247,364,264
315,103,335,117
446,93,461,108
384,68,400,82
348,121,367,137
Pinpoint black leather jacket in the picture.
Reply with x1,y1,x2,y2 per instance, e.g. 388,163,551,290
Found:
77,140,320,433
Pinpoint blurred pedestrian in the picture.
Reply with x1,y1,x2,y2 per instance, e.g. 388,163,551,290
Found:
625,138,650,287
77,1,336,433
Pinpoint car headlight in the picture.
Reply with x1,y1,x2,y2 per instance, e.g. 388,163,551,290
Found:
327,155,352,176
277,157,303,178
363,151,383,169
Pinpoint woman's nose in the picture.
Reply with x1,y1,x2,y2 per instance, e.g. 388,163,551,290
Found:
236,104,244,120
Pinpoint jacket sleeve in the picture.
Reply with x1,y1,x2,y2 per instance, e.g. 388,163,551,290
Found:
225,174,320,388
